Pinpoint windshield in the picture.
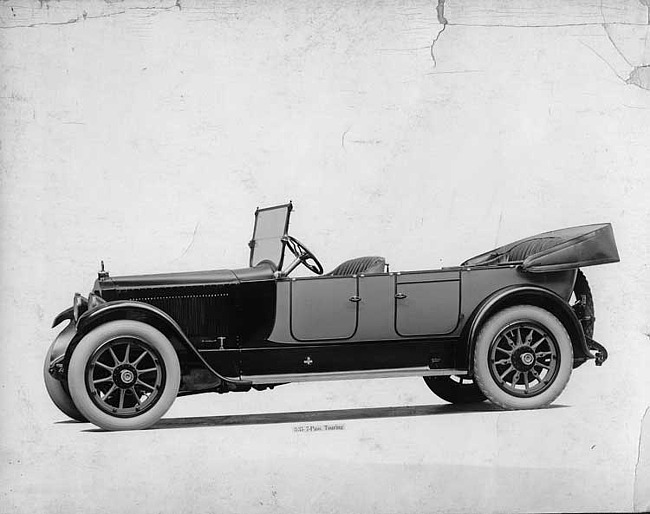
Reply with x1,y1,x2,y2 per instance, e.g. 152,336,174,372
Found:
248,203,292,269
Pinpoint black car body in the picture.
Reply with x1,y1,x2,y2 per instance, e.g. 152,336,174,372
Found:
45,203,619,430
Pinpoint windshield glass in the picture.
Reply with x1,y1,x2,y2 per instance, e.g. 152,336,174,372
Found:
249,203,292,269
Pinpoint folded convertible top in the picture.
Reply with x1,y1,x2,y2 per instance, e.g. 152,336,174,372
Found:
462,223,620,273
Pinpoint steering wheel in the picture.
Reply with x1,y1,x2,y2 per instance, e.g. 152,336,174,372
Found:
283,235,324,275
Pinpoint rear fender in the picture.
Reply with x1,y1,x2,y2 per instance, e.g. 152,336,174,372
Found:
463,285,593,371
63,301,245,385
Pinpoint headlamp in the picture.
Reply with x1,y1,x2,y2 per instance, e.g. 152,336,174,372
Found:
88,292,106,311
73,293,88,322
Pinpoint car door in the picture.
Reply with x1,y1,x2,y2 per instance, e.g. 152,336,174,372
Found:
290,275,359,341
394,270,461,336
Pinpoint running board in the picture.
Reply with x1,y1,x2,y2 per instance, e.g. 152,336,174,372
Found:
242,367,468,385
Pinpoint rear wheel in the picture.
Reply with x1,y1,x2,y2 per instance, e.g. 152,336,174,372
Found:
473,305,572,410
68,320,180,431
43,341,87,422
423,375,487,404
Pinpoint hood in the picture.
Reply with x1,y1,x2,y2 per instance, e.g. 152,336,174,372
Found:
94,262,275,296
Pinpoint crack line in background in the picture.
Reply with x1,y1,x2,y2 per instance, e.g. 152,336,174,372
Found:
430,0,448,66
634,405,650,511
0,10,127,29
427,0,649,91
0,1,181,29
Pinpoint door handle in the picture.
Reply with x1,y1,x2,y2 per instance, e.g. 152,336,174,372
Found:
395,292,407,299
349,296,361,302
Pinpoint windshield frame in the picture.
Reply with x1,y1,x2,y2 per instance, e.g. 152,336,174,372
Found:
248,202,293,270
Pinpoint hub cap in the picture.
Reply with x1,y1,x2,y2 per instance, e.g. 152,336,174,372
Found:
520,353,534,366
488,322,560,397
85,338,165,417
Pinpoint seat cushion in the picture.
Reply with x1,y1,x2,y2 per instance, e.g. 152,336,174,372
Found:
327,256,386,276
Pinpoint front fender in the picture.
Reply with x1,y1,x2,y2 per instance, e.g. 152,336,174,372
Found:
63,300,246,385
47,319,76,380
52,306,74,328
465,285,593,369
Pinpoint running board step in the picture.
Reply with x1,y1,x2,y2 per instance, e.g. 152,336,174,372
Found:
242,367,468,385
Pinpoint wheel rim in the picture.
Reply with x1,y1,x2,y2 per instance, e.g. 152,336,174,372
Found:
85,337,166,418
488,321,560,397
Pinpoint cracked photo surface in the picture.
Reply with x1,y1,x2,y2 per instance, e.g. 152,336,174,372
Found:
1,0,649,513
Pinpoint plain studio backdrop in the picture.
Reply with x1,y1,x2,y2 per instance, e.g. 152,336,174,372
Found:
1,0,649,513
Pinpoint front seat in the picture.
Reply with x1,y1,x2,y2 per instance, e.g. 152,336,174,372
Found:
327,256,386,276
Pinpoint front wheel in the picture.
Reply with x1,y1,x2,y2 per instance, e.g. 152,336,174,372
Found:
43,341,87,422
473,305,573,410
68,320,180,431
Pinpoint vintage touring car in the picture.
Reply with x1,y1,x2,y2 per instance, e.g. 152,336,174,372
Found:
45,203,619,430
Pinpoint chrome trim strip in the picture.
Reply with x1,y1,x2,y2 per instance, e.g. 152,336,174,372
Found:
198,349,241,352
242,367,468,385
